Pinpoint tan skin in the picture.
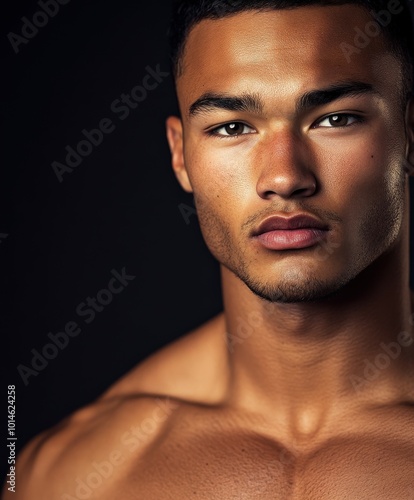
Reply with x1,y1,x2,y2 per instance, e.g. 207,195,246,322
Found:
4,5,414,499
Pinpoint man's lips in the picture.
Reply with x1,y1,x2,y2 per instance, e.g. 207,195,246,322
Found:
252,214,330,250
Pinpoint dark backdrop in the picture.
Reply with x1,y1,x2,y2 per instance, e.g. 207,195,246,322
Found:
2,0,414,482
2,0,222,478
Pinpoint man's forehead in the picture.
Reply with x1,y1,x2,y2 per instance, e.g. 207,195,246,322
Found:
176,5,400,109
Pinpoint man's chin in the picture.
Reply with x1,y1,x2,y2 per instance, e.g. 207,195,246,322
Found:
241,275,349,303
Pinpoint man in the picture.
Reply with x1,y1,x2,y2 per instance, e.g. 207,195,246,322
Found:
5,0,414,498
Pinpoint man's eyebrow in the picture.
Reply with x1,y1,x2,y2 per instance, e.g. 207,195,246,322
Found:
188,81,379,119
189,92,264,117
296,81,379,113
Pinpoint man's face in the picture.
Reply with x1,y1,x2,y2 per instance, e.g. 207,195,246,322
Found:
169,5,410,302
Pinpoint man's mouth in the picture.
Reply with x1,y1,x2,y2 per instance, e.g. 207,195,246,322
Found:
252,214,330,251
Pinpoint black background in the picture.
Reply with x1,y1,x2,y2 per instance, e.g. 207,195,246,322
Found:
2,0,414,483
2,0,222,479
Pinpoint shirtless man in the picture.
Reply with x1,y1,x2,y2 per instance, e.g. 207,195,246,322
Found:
4,0,414,498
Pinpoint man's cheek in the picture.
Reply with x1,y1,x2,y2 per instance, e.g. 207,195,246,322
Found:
322,153,380,200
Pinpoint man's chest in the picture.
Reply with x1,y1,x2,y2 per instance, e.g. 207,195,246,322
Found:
107,430,414,499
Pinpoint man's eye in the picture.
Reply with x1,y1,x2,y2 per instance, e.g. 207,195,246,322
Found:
314,113,362,128
207,122,255,137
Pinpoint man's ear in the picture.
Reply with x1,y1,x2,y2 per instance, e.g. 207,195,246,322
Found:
166,116,193,192
404,98,414,175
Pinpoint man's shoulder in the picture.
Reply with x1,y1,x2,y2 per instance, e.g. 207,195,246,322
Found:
5,314,227,500
101,312,228,403
7,395,179,499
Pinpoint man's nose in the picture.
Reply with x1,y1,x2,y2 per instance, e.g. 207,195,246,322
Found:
255,130,317,200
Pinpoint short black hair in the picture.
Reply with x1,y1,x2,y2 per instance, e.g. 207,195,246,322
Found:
168,0,414,102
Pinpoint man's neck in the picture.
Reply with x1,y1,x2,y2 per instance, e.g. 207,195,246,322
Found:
220,240,414,440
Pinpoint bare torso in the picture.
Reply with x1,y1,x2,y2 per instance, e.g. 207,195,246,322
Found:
6,314,414,499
